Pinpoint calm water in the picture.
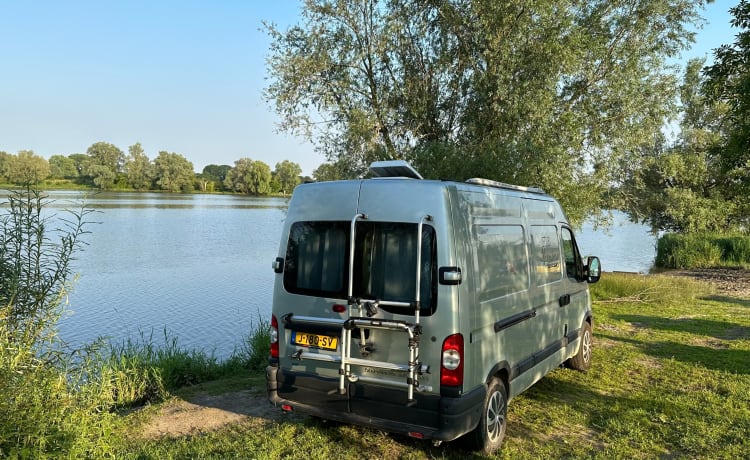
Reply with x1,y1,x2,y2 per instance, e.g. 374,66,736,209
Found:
30,192,653,357
51,192,288,358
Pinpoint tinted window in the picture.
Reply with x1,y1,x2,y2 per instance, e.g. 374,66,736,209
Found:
284,221,349,298
561,227,582,280
475,225,529,300
530,225,562,285
283,221,437,315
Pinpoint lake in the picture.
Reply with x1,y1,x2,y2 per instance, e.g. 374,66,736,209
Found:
32,192,654,358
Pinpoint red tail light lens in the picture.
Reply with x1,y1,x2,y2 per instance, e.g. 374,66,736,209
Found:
440,334,464,387
270,314,279,359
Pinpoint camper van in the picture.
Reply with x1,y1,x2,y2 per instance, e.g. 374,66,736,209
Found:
266,161,601,453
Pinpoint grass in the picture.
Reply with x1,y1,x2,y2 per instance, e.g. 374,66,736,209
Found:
657,232,750,269
110,273,750,459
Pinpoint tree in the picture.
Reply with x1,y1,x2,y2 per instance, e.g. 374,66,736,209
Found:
312,162,343,182
224,158,272,195
85,142,124,190
274,160,302,194
0,151,11,182
200,164,231,192
68,154,90,179
265,0,708,224
619,57,741,233
124,143,154,190
153,151,195,192
703,0,750,224
6,151,50,185
48,155,78,179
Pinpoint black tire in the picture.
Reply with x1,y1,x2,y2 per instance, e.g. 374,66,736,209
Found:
465,378,507,455
568,320,593,371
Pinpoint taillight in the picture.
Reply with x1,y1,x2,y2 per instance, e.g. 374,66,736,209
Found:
270,314,279,359
440,334,464,387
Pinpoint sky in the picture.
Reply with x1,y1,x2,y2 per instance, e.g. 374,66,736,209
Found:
0,1,740,176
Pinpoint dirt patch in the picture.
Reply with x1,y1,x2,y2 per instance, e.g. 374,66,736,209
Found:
140,389,303,439
665,268,750,299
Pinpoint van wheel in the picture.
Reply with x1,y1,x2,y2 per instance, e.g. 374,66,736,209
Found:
568,321,592,371
465,378,507,454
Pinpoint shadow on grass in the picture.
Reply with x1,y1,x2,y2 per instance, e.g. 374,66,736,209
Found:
598,330,750,375
611,314,750,341
522,372,746,456
700,295,750,308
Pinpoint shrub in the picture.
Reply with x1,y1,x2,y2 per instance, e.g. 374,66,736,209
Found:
654,233,750,269
0,188,117,458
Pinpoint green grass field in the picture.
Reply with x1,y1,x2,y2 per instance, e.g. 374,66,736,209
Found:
114,273,750,459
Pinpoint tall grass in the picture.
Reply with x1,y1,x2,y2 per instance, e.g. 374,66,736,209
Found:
102,322,271,408
590,271,713,305
656,232,750,269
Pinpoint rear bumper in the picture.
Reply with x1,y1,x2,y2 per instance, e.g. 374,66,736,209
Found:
266,365,484,442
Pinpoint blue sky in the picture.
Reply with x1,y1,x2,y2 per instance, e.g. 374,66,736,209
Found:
0,1,739,175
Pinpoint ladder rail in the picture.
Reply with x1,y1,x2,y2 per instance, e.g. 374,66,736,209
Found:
335,213,434,403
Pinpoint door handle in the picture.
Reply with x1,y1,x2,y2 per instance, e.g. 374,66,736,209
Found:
559,294,571,307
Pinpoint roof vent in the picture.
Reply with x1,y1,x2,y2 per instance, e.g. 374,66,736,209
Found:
369,160,423,180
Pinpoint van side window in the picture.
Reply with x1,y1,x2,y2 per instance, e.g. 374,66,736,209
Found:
530,225,562,285
475,225,529,300
561,227,582,281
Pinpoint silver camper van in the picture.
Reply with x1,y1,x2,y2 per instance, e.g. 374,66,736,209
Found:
266,161,601,453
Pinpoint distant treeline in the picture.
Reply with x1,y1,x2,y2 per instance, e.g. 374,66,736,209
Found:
0,142,311,195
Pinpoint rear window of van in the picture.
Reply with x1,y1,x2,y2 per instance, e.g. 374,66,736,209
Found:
283,221,437,315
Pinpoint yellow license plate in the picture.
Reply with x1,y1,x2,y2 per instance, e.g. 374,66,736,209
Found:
292,332,338,351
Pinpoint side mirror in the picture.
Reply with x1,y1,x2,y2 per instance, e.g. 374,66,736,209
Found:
585,256,601,284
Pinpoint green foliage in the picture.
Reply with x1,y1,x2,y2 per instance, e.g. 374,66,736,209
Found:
86,142,125,190
224,158,273,195
265,0,707,225
124,143,155,190
589,272,712,305
154,151,195,192
620,58,741,233
312,162,346,182
3,150,51,185
656,233,750,269
0,188,117,458
48,154,79,179
273,160,302,195
0,150,51,185
704,1,750,180
237,314,271,372
200,164,232,192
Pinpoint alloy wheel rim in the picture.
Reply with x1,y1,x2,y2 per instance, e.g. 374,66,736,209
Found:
582,329,592,363
486,390,506,441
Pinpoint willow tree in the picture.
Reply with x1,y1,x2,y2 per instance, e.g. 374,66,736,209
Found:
703,0,750,229
265,0,707,224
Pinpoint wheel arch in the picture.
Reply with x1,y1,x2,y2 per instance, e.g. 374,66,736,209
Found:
486,361,511,395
